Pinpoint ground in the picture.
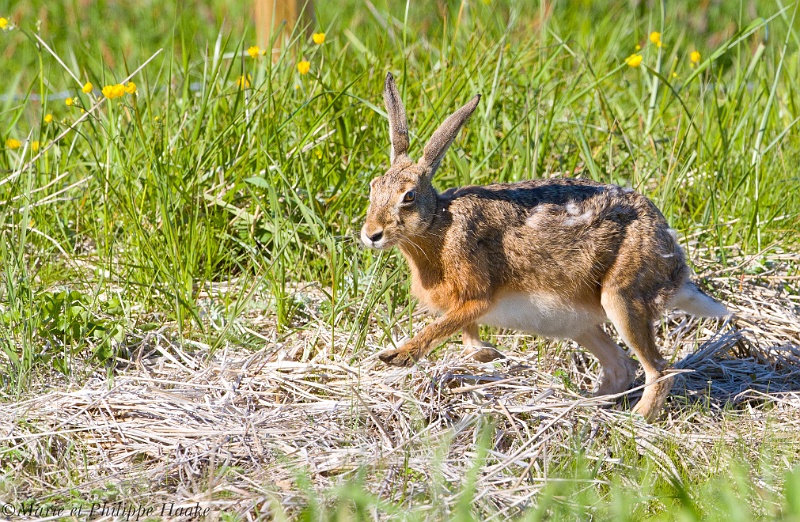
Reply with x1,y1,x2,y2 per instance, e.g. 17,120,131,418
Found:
3,261,799,520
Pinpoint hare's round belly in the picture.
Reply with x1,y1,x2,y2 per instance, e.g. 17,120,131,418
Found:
479,292,604,339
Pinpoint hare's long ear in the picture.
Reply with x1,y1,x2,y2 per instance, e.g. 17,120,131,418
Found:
420,94,481,177
384,72,409,164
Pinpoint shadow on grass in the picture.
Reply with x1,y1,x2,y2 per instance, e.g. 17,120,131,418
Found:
670,327,800,412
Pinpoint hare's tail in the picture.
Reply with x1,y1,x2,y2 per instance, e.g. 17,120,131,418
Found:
668,282,729,318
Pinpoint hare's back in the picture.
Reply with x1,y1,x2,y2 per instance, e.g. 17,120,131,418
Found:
441,178,651,237
443,177,614,211
439,177,684,295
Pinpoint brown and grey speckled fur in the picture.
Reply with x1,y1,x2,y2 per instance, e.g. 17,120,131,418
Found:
361,72,729,422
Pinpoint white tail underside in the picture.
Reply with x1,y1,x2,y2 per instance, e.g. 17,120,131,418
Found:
668,282,729,318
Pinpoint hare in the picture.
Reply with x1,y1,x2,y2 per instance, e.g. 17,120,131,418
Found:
361,72,729,421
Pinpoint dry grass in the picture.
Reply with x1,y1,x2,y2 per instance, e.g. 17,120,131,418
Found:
1,256,799,519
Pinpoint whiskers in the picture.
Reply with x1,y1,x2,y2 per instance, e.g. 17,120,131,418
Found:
353,223,442,264
397,232,430,262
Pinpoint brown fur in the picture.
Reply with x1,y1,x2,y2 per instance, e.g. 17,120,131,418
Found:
361,73,728,422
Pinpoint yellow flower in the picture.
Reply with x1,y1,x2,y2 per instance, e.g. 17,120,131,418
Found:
635,44,641,51
65,97,74,106
44,113,53,123
247,45,261,58
315,149,323,159
312,33,325,45
102,84,126,99
5,138,21,149
0,17,7,30
124,81,136,94
82,82,93,94
235,74,251,89
649,31,662,48
625,54,643,68
31,141,40,152
297,60,310,75
672,72,679,79
690,50,701,65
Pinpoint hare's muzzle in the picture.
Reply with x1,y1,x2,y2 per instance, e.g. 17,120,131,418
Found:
360,224,385,249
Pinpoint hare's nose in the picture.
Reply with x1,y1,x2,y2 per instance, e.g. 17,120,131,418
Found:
361,225,385,248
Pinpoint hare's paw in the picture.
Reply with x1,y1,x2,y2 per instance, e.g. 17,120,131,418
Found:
631,397,662,423
461,335,505,363
467,346,505,363
631,375,675,422
378,347,417,367
594,356,638,396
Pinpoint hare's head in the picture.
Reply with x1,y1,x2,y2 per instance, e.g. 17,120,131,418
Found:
361,73,480,250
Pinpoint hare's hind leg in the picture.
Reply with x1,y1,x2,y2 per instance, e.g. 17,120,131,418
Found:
461,324,505,363
574,326,638,396
601,291,672,422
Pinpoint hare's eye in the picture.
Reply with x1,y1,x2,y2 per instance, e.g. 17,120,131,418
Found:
403,190,416,203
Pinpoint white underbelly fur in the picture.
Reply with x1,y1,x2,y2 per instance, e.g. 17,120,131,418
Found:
479,292,604,339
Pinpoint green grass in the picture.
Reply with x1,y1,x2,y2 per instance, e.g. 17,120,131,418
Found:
1,0,800,519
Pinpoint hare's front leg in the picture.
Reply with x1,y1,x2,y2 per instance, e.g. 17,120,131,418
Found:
461,324,505,363
378,300,491,367
574,326,638,396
